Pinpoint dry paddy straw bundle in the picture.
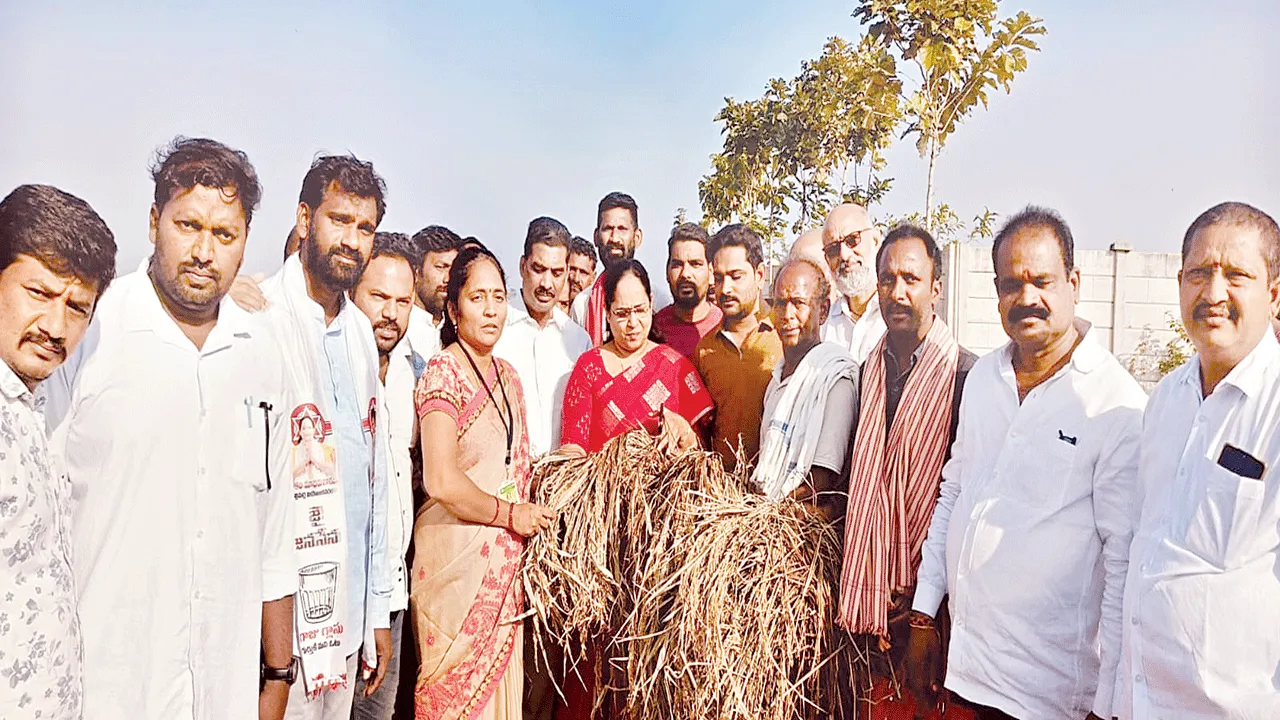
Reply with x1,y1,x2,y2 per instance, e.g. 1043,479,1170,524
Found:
624,491,846,720
523,429,848,719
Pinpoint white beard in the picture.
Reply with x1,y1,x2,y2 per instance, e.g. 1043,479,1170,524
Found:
835,263,875,299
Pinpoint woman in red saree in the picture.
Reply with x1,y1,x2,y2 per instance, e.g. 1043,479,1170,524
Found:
554,259,714,719
413,246,556,720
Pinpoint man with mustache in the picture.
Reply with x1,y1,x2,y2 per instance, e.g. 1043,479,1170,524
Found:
903,207,1146,720
1113,202,1280,719
44,138,298,720
0,184,115,720
821,203,887,364
260,155,393,720
559,234,597,313
653,222,722,358
835,224,975,715
571,191,644,345
349,232,424,720
693,223,782,472
494,217,589,458
753,258,858,521
406,224,461,359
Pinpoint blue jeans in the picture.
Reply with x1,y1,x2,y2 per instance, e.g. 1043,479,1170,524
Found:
351,610,404,720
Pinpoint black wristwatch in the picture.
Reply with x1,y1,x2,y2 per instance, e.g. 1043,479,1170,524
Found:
260,656,299,690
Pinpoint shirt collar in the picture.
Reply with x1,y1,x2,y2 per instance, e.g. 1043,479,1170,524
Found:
998,318,1105,381
0,360,33,406
121,265,254,352
1185,326,1280,399
282,252,351,328
831,293,879,321
506,291,570,330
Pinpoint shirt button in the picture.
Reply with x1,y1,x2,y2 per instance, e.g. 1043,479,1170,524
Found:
1135,674,1144,684
1131,616,1139,626
196,530,205,540
198,468,207,477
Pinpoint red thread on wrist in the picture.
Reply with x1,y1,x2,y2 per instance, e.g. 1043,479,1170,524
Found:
506,502,515,532
488,496,501,525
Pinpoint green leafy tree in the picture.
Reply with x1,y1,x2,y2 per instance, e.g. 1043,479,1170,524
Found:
854,0,1045,226
880,204,996,245
700,35,903,261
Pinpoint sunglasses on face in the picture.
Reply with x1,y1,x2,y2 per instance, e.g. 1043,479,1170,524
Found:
823,228,874,258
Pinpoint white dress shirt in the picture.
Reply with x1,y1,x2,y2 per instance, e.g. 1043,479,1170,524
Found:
45,270,296,720
406,304,441,360
384,336,423,613
821,293,886,364
1114,329,1280,720
494,293,591,456
913,325,1147,719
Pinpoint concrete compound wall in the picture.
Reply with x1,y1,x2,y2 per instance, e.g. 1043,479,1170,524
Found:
937,242,1183,387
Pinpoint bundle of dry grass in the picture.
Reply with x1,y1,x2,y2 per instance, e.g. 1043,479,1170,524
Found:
522,429,849,719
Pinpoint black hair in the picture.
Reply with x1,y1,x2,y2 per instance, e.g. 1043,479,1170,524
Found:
298,154,387,224
439,245,506,347
603,258,651,308
461,237,485,251
412,225,463,257
597,191,639,229
150,136,262,226
1182,201,1280,281
991,205,1075,275
878,223,943,282
667,222,711,256
0,184,117,298
773,257,831,303
370,231,421,275
570,235,598,266
602,258,661,343
523,217,571,258
708,223,764,268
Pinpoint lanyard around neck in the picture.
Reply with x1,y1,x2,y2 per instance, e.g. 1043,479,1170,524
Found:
458,343,514,468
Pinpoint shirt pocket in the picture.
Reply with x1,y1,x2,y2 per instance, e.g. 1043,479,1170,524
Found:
233,399,272,494
1010,433,1080,510
1185,462,1268,569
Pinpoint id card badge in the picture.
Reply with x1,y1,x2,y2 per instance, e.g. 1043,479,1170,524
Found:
498,478,519,503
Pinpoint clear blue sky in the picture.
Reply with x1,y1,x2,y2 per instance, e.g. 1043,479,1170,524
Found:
2,0,1276,275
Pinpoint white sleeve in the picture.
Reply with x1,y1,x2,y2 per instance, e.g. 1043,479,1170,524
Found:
911,375,969,618
1090,401,1145,718
260,371,297,602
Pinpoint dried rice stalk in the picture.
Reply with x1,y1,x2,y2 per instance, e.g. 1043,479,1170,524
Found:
522,430,852,719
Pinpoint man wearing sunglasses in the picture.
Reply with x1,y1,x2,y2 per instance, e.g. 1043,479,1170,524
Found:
820,203,886,364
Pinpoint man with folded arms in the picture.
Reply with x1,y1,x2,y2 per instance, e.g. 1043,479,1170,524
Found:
1113,202,1280,719
904,207,1146,720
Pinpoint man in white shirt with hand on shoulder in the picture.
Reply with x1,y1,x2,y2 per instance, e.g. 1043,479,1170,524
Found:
46,137,298,720
1114,202,1280,720
903,207,1146,720
495,216,590,457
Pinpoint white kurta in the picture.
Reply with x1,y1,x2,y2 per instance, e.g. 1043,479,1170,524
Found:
493,294,590,455
406,305,441,361
821,294,886,364
45,269,296,720
1114,329,1280,720
912,326,1147,719
383,336,421,613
